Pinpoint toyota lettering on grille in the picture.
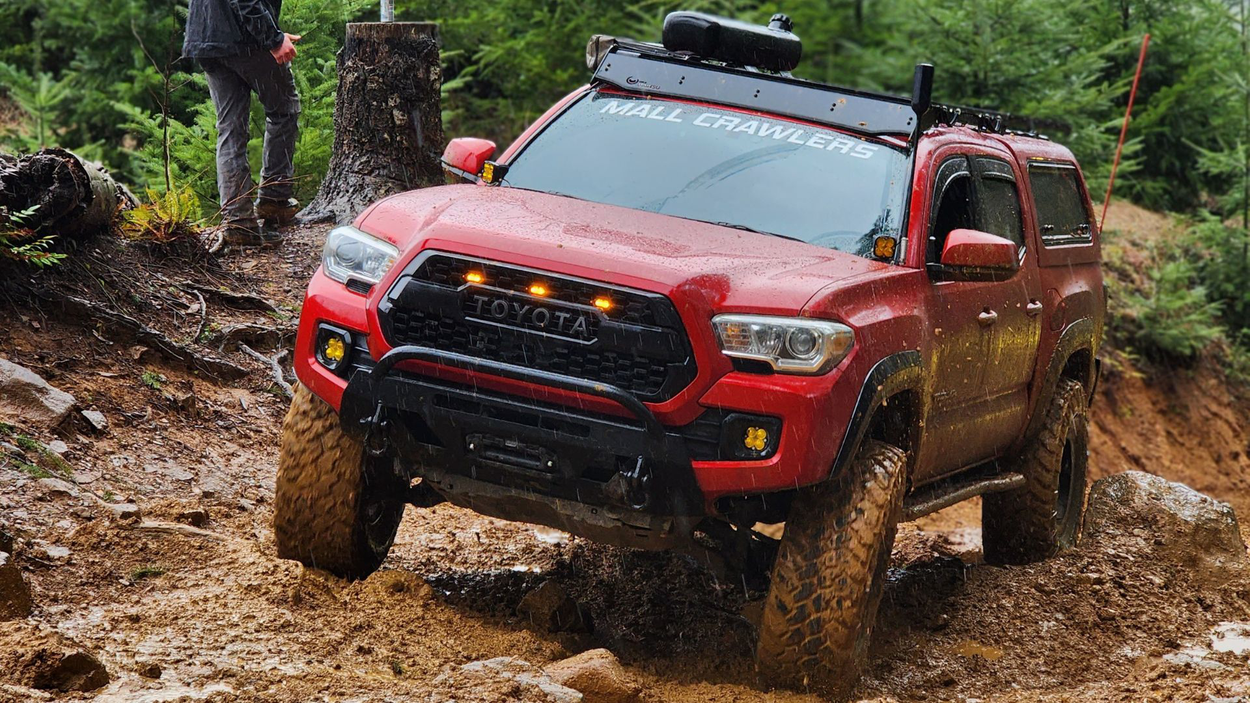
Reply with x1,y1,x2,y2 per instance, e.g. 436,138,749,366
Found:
464,292,596,341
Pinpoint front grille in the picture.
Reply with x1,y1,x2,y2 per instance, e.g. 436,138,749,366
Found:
377,253,698,401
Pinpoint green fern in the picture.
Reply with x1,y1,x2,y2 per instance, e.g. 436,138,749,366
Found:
0,204,65,267
118,186,202,244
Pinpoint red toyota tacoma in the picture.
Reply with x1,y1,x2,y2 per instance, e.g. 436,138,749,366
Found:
274,12,1103,696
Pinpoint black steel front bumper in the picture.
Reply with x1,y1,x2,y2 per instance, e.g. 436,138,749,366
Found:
338,345,708,549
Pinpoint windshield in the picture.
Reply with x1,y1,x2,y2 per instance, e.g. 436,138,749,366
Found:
502,91,910,258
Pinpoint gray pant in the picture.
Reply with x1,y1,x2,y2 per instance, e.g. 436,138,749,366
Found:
202,49,301,225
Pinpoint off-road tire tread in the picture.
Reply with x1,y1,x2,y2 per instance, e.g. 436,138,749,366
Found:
756,439,907,698
274,384,396,579
982,378,1088,565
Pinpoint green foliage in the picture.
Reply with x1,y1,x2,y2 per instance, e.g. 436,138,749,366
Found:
0,63,76,151
0,205,66,267
0,429,74,479
1122,258,1224,360
1185,215,1250,332
129,565,167,581
1112,213,1250,366
141,371,165,390
1,0,1249,224
118,186,202,244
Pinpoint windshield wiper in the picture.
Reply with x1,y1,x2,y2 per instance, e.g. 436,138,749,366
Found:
707,221,806,243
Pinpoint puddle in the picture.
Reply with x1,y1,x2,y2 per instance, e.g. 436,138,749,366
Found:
951,640,1004,660
1210,621,1250,656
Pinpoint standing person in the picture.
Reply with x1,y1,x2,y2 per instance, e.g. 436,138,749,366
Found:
183,0,302,246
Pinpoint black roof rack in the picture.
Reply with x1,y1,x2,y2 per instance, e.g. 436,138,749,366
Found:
589,40,1061,144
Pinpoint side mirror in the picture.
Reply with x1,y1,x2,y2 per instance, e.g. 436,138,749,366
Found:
934,228,1019,281
441,138,497,182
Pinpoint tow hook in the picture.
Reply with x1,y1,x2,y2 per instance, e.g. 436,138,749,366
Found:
361,403,391,457
605,457,652,510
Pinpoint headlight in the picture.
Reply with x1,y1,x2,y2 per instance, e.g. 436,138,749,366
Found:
713,314,854,374
321,226,399,287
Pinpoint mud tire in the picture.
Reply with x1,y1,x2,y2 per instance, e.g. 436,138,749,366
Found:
274,384,405,579
756,439,907,698
982,378,1089,565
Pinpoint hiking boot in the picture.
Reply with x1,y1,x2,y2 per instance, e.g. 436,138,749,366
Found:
222,221,282,248
255,197,301,226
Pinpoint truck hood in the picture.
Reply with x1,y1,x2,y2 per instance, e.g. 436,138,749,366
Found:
358,184,892,315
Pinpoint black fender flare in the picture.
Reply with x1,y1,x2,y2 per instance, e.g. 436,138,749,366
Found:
1022,317,1098,442
829,350,924,478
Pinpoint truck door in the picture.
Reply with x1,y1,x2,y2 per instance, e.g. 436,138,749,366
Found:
967,156,1043,455
914,154,999,479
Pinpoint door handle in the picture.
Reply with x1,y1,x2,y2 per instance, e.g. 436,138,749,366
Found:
1026,300,1044,317
978,309,998,327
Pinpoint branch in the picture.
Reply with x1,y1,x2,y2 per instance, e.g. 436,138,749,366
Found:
240,343,293,399
192,289,207,342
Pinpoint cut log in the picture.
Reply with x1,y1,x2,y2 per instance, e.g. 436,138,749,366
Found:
0,148,134,238
299,22,445,225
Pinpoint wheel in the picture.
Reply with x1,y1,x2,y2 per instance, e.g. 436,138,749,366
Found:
982,378,1089,565
756,439,907,698
274,384,407,579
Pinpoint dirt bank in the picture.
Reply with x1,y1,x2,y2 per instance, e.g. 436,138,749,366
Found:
0,202,1247,702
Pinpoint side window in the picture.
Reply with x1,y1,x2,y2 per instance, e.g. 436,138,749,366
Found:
929,156,975,263
974,158,1024,249
1028,163,1093,246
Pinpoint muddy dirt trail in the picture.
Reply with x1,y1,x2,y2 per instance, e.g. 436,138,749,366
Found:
2,202,1249,702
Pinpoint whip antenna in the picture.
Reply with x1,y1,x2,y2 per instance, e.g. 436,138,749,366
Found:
1101,34,1151,231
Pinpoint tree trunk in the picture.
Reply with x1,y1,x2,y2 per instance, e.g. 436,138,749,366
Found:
0,148,132,238
299,22,445,225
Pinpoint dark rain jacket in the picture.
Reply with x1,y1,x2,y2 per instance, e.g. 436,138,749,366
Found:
182,0,285,58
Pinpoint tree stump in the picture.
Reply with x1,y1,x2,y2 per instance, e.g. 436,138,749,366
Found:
299,23,445,225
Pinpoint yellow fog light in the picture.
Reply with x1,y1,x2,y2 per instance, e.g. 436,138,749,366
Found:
323,336,346,363
314,324,355,376
744,426,769,452
593,296,613,311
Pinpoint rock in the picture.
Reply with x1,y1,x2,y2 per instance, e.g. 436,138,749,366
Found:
80,410,108,433
544,649,640,703
0,359,76,429
137,661,161,679
31,543,68,562
0,623,109,692
44,440,67,455
517,580,590,633
0,549,33,621
176,509,209,527
99,500,141,522
432,657,582,703
1083,471,1246,573
33,478,78,501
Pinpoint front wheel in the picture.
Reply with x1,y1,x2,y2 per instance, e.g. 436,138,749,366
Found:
756,439,907,698
274,384,406,579
982,378,1089,565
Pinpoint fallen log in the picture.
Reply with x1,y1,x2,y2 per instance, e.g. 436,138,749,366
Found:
0,148,134,238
